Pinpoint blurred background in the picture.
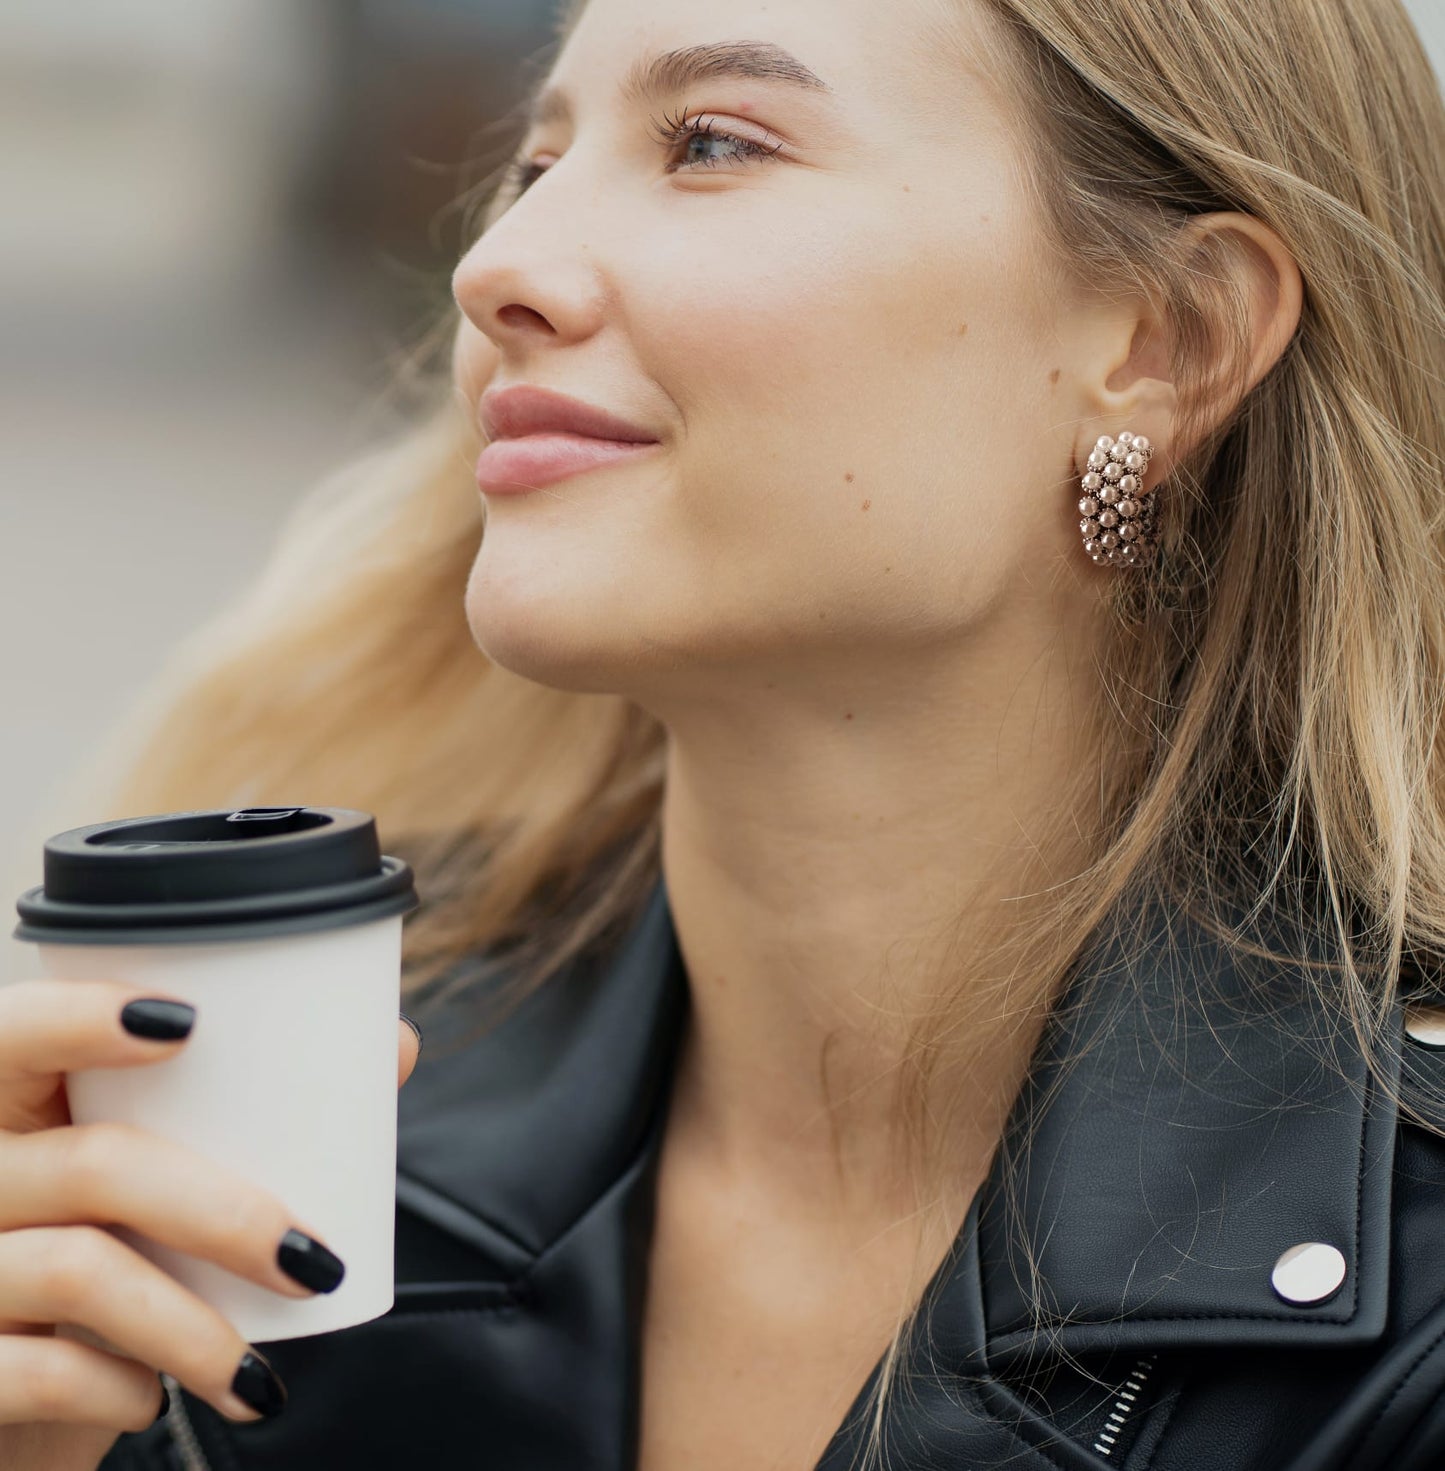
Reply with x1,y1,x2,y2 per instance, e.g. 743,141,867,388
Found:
2,1,1444,981
0,0,564,977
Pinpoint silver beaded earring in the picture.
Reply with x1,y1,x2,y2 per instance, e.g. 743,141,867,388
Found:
1078,432,1157,568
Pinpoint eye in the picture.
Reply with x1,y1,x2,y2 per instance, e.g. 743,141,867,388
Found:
498,106,784,201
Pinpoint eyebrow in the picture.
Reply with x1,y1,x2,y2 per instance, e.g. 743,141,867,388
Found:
524,40,835,131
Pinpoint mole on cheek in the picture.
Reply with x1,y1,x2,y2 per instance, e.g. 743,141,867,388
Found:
845,472,855,483
1049,368,1061,385
861,500,871,511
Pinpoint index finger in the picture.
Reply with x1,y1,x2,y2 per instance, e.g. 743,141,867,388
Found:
0,980,196,1133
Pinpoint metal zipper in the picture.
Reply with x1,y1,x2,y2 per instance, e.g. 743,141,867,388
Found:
159,1373,214,1471
1091,1353,1158,1459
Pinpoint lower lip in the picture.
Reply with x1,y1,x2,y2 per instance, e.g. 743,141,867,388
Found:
475,433,661,494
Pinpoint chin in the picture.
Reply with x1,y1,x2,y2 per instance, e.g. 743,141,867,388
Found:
462,565,634,695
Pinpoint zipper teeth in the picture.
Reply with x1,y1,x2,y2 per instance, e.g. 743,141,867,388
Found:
1091,1353,1158,1458
159,1373,214,1471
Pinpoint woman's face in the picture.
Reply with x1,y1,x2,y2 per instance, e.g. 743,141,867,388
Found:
452,0,1113,712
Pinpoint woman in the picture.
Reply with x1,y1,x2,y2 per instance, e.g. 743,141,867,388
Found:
4,0,1445,1465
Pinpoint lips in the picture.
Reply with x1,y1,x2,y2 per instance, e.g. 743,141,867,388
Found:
474,434,660,494
479,385,659,445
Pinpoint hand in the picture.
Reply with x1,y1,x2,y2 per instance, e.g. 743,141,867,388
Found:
0,979,421,1470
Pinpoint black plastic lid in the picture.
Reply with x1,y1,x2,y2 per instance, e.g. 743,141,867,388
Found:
13,807,419,946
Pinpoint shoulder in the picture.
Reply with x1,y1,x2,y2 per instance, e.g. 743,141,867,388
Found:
976,991,1445,1471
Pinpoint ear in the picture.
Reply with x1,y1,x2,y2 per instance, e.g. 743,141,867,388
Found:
1076,212,1304,484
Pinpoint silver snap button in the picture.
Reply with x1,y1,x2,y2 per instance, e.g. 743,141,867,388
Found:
1271,1242,1347,1305
1404,1004,1445,1050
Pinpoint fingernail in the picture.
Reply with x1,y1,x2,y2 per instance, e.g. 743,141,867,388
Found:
120,999,196,1042
231,1349,287,1419
152,1376,170,1425
400,1012,424,1057
276,1228,346,1293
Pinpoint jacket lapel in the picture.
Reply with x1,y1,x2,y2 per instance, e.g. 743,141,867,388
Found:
394,871,1401,1377
396,877,690,1275
972,887,1401,1370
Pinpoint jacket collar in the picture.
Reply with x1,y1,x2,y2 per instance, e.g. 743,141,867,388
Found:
397,871,1401,1365
396,877,689,1275
972,883,1401,1368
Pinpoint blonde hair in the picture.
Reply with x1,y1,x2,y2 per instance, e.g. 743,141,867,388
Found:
34,0,1445,1464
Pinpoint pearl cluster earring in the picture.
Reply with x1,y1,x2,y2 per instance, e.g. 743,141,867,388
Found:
1078,432,1158,568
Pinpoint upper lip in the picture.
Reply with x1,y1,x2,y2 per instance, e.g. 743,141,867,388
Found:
479,385,660,444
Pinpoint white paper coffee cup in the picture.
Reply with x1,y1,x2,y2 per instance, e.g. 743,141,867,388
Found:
12,807,419,1343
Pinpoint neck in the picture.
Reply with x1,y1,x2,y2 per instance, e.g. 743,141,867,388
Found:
650,608,1111,1227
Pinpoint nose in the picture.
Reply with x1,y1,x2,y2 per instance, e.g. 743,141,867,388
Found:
451,172,610,354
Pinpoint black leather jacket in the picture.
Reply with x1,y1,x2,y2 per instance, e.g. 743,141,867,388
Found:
101,876,1445,1470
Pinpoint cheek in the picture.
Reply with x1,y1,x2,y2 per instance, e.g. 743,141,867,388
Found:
625,194,1062,625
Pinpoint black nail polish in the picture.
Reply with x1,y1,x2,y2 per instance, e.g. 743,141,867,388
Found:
152,1377,170,1425
277,1228,346,1293
232,1350,287,1418
400,1012,424,1057
120,999,196,1042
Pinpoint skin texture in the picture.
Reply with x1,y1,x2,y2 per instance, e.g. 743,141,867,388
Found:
450,0,1302,1234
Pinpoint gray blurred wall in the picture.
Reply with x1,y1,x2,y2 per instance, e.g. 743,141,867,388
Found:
3,1,1444,982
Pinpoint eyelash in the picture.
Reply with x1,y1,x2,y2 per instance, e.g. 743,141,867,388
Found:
500,105,784,198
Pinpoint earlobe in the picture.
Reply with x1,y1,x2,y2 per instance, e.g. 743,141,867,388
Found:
1072,280,1180,483
1077,315,1179,489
